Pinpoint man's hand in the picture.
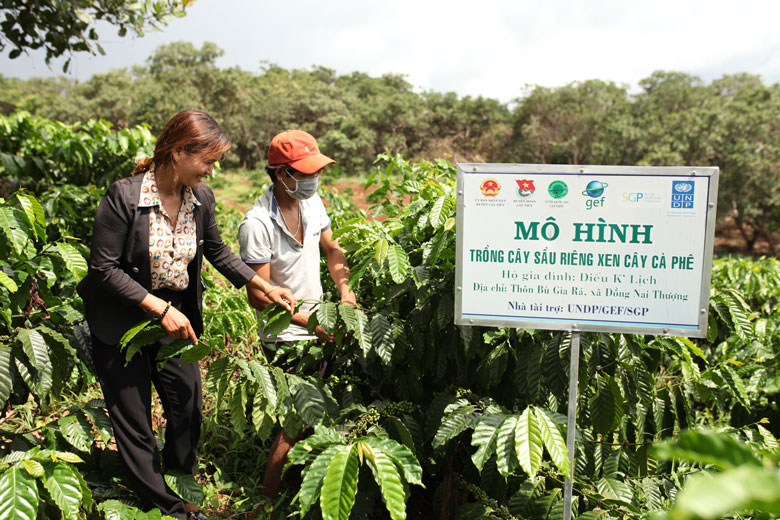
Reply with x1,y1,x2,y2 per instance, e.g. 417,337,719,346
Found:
315,324,334,343
340,289,357,307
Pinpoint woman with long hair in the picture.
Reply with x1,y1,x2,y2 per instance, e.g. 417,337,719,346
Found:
78,110,295,520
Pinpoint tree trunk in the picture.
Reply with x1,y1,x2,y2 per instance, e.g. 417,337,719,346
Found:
438,453,454,520
732,201,758,253
752,219,777,256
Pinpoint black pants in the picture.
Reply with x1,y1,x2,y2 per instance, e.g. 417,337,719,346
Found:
91,292,200,520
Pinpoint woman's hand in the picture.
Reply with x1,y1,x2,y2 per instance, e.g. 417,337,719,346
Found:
160,306,198,345
139,293,197,344
265,285,297,312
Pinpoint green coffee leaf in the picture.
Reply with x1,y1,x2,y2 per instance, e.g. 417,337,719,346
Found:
57,413,93,453
42,463,82,520
0,206,33,257
17,328,52,396
298,445,341,517
369,314,393,364
0,343,12,408
386,245,409,283
470,413,505,473
0,271,17,293
320,445,359,520
55,242,88,280
317,302,338,333
515,407,543,477
364,444,407,520
293,379,327,427
0,466,39,520
534,407,570,476
164,470,204,505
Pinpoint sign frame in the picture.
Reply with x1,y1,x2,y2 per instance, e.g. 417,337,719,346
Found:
454,163,719,338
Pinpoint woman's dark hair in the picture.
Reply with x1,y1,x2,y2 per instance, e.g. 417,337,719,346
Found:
133,109,231,175
266,165,278,183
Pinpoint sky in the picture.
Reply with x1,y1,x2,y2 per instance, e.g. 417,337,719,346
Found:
2,0,780,103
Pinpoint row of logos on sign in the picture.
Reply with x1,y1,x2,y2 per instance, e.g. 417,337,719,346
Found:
478,178,696,209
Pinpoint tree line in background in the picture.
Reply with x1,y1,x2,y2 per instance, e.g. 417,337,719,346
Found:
2,41,780,253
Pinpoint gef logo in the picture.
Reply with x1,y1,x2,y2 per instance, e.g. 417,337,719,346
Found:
671,181,694,209
582,180,607,210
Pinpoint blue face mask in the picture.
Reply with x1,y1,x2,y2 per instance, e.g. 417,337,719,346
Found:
283,169,319,200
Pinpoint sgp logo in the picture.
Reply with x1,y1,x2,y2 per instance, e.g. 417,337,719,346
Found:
622,192,645,202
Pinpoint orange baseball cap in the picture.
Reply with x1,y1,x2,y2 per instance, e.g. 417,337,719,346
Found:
267,130,335,174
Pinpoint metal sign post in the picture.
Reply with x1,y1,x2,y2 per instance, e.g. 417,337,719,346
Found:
563,330,581,520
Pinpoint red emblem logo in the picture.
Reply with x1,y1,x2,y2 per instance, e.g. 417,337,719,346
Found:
480,178,501,197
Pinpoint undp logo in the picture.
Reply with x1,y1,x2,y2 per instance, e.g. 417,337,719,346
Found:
671,181,695,209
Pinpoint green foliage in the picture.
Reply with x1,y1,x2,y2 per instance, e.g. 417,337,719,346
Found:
8,49,780,253
0,0,193,70
0,111,155,193
2,141,780,520
655,429,780,520
6,51,780,251
98,500,177,520
0,448,90,520
0,47,513,173
286,428,423,520
0,191,87,411
163,470,204,506
249,156,780,518
1,394,188,519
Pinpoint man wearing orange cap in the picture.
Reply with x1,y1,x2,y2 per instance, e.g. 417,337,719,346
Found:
238,130,356,497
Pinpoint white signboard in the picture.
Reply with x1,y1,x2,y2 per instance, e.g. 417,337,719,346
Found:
455,164,719,337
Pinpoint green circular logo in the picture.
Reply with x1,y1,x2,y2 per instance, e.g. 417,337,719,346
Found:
548,180,568,199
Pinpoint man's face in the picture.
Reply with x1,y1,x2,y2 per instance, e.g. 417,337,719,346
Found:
279,166,321,189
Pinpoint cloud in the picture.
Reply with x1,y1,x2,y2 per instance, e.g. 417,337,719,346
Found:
3,0,780,102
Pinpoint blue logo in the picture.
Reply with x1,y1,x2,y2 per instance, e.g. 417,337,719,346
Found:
582,180,607,210
671,181,694,209
582,180,608,198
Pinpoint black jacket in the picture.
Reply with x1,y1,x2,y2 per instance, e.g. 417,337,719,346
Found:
77,172,255,345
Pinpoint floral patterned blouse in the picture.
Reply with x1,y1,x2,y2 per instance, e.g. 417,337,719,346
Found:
138,169,200,291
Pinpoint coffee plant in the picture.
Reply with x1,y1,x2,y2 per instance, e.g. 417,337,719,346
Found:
655,427,780,519
237,155,777,519
1,115,779,519
0,191,88,411
0,111,154,193
149,154,775,519
0,446,92,520
0,397,183,520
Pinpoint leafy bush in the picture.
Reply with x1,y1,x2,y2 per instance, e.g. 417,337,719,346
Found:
214,154,776,518
286,428,424,520
0,447,93,520
0,111,154,193
0,397,183,520
654,427,780,520
0,191,88,411
1,147,779,519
